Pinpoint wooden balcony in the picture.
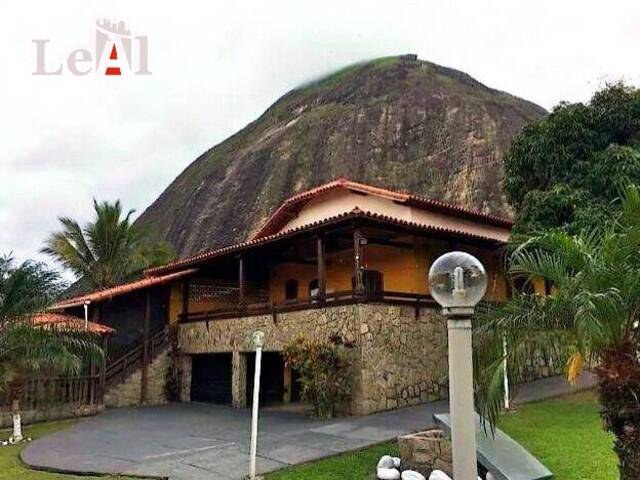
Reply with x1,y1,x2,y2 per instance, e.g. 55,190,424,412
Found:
178,289,437,323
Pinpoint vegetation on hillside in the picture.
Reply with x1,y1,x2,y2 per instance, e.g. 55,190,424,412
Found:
42,200,174,291
505,83,640,234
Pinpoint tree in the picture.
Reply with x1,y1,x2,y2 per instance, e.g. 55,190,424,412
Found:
283,335,355,419
475,185,640,479
505,82,640,234
0,256,100,443
42,200,174,290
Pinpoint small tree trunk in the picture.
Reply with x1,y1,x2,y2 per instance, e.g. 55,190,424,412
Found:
9,398,23,444
596,346,640,480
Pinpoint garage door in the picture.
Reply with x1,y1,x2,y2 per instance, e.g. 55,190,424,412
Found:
246,352,285,406
190,353,232,404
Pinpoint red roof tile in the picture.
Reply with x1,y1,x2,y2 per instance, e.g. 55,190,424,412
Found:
252,178,513,239
145,208,505,276
51,269,198,310
31,312,115,335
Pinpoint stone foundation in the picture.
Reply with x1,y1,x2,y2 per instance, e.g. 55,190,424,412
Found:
105,350,170,408
179,303,449,415
0,404,103,429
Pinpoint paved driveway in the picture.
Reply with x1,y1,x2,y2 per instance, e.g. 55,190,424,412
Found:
22,401,448,480
21,374,596,480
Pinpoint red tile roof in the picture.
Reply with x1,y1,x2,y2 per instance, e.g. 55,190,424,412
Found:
252,178,513,239
31,312,115,335
51,269,198,310
145,208,505,276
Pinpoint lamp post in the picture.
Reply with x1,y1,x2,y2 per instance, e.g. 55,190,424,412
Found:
428,251,487,480
83,300,90,330
249,330,265,480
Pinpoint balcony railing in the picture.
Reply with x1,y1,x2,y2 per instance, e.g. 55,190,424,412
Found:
179,290,437,323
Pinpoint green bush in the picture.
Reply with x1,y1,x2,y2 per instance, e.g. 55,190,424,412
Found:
283,335,355,419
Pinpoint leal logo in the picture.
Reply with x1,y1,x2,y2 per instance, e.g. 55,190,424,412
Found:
33,19,151,76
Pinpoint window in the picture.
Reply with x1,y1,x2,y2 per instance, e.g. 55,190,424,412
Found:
284,279,298,300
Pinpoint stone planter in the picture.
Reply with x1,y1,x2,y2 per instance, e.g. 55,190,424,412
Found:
398,429,452,478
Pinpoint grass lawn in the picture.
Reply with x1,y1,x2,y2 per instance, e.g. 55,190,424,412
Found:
0,419,136,480
268,391,618,480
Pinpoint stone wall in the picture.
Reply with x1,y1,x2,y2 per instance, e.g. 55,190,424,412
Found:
0,404,103,429
104,350,169,408
356,304,448,415
178,303,449,415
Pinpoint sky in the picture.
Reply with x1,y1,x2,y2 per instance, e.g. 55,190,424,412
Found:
2,0,640,281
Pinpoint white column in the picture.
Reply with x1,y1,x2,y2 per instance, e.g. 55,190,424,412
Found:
503,336,510,410
249,344,263,479
447,318,478,480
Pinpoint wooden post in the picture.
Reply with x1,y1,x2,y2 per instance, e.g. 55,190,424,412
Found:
141,291,151,404
317,236,326,302
239,255,246,305
182,280,190,321
100,335,108,403
353,228,365,296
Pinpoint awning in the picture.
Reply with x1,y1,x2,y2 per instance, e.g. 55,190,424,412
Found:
51,268,198,310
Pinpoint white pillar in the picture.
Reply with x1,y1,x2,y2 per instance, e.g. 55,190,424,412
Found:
503,336,510,410
447,318,478,480
249,331,264,480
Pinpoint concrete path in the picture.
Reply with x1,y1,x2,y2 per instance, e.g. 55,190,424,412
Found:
21,374,596,480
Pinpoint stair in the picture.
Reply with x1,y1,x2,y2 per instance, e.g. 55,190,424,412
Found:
104,326,170,408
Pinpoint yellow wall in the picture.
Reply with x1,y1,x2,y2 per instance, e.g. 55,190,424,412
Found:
268,239,509,304
168,282,183,324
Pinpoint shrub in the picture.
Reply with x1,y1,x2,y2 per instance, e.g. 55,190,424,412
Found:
283,334,355,419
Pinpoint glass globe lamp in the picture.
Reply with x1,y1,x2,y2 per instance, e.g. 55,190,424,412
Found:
252,330,265,348
428,251,488,316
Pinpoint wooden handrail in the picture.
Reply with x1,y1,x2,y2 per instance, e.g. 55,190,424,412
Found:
105,325,169,385
179,290,439,323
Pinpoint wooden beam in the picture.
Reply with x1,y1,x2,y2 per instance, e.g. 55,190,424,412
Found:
238,255,246,304
317,236,326,301
366,237,413,249
353,228,365,296
140,290,151,404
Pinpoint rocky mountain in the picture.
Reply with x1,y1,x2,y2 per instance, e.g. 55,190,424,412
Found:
136,55,547,258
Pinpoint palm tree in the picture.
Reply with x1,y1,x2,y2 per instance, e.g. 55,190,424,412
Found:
42,200,174,290
475,185,640,479
0,256,101,443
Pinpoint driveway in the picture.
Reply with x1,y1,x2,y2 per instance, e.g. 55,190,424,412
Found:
22,401,448,480
21,374,596,480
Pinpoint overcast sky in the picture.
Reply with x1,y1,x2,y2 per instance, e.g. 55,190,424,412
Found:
2,0,639,280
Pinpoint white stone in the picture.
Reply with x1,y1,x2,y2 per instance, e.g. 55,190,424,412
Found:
486,473,496,480
429,471,452,480
392,456,401,468
377,455,395,469
377,467,401,480
401,470,426,480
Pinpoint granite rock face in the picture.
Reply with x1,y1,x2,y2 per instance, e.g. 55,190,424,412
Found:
136,56,546,258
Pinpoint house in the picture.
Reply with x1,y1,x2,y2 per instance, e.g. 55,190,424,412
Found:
52,179,540,415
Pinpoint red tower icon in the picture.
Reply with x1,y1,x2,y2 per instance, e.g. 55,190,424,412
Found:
105,45,121,76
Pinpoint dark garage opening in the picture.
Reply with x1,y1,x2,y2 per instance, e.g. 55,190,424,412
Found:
191,353,233,404
246,352,285,407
